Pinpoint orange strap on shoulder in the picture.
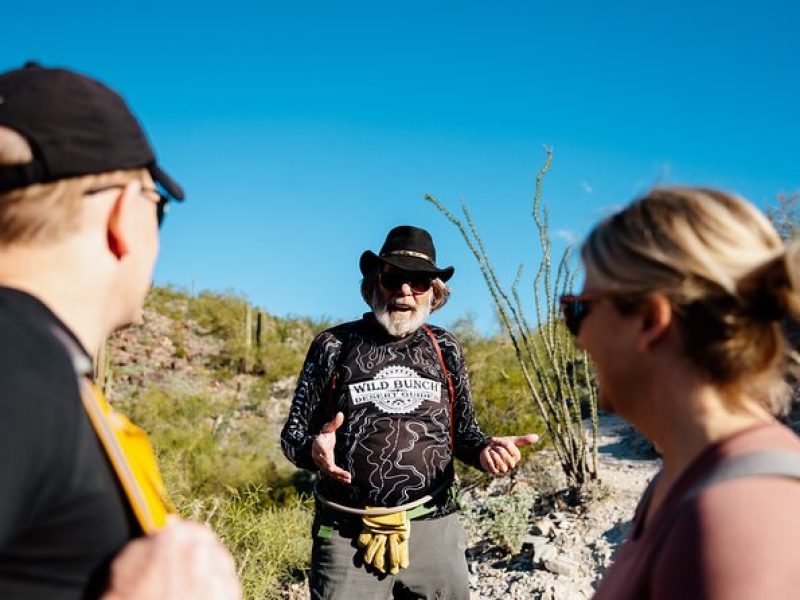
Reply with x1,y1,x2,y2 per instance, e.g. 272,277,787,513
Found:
80,380,175,533
421,325,455,453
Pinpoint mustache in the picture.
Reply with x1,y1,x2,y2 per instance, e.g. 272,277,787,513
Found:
388,297,416,309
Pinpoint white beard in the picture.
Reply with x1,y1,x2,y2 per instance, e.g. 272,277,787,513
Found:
372,290,433,338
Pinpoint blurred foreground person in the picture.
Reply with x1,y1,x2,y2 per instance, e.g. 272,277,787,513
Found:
0,63,240,600
282,225,538,599
562,188,800,599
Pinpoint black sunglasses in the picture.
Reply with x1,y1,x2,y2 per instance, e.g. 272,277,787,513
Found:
559,292,616,336
85,184,169,227
379,270,433,294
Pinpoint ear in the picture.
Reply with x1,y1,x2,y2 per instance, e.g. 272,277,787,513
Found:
106,182,137,260
637,293,674,351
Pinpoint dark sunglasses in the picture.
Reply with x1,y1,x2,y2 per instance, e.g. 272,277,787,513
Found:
379,270,433,294
559,291,617,336
85,184,169,227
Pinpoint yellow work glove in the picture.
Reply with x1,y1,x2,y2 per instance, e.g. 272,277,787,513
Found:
357,509,410,574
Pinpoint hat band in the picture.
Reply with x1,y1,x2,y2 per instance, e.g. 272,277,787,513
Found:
382,250,434,265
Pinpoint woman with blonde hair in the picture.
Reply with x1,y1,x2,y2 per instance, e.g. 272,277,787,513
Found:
561,187,800,599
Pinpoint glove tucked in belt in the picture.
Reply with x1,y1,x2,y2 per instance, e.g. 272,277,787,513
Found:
358,509,410,574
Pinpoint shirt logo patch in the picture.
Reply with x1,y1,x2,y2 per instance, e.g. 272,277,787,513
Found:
348,365,441,414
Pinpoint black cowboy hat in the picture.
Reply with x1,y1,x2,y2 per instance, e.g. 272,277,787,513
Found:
359,225,455,282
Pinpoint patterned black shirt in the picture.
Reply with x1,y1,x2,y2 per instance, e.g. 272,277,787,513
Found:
281,313,490,509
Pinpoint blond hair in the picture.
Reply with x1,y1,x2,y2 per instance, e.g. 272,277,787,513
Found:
582,186,799,413
0,127,145,246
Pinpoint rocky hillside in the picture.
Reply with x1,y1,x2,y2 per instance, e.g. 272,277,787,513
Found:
102,288,314,500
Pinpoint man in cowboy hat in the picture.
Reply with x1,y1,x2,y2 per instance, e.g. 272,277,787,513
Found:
0,63,239,599
281,225,537,599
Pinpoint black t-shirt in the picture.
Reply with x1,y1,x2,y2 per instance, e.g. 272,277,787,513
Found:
281,314,490,508
0,287,138,599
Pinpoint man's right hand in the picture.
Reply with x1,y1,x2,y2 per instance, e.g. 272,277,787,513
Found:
312,411,352,484
102,518,241,600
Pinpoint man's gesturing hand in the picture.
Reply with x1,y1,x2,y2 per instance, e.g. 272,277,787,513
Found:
312,411,352,484
479,433,539,476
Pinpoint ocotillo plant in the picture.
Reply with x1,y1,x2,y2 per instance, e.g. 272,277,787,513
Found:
426,148,599,488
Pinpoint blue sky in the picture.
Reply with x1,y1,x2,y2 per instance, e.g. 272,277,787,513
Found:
3,1,798,332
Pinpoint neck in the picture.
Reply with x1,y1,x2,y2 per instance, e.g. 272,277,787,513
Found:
633,376,773,482
0,245,114,358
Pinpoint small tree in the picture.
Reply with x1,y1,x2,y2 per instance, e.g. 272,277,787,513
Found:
767,192,800,242
426,148,599,488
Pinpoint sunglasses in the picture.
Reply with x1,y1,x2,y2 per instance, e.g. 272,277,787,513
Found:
559,291,618,336
379,271,433,294
85,183,169,227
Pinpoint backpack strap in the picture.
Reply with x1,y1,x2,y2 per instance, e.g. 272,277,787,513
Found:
684,450,800,499
421,324,455,453
49,326,175,533
79,379,175,533
649,449,800,565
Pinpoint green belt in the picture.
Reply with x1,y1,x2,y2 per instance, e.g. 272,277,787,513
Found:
406,502,437,520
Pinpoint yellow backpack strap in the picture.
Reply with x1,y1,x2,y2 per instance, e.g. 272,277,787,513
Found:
47,324,175,534
80,379,175,533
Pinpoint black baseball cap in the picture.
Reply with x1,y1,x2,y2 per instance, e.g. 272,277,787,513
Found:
0,62,184,200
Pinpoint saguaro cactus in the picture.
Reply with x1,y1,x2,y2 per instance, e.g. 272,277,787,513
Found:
243,306,254,373
94,338,113,398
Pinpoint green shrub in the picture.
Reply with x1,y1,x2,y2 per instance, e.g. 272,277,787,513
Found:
461,332,544,439
116,387,290,501
448,315,545,484
144,286,332,383
185,487,313,599
145,284,190,320
459,488,538,554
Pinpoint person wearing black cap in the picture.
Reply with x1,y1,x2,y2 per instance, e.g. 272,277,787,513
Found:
281,225,538,599
0,63,240,600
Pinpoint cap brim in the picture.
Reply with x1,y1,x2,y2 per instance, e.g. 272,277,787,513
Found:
149,163,184,201
360,250,454,282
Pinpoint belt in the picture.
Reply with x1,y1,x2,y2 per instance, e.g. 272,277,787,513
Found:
313,479,450,518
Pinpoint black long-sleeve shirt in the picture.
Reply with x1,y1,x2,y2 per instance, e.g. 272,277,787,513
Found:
0,287,138,599
281,314,490,508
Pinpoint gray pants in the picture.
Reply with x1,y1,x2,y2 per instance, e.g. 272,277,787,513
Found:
310,511,470,600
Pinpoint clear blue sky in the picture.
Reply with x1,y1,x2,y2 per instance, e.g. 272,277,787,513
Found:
4,1,799,332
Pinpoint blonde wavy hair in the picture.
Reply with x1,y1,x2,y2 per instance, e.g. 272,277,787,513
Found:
582,186,800,414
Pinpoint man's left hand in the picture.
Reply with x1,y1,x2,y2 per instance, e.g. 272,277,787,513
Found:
479,434,539,476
